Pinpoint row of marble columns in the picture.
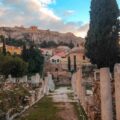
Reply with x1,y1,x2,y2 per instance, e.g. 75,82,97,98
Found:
100,64,120,120
72,63,120,120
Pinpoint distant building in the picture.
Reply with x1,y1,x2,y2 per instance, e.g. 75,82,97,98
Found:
14,26,25,29
57,46,70,53
50,55,62,64
6,45,22,55
54,51,66,58
40,48,53,56
30,26,38,31
61,46,90,71
40,48,53,61
0,43,22,55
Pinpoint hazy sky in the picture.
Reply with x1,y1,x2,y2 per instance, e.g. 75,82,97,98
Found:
0,0,119,38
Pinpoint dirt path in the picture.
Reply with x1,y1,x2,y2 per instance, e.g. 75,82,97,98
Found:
15,87,87,120
49,87,79,120
56,102,78,120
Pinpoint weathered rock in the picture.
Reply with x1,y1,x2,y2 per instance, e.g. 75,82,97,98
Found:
31,73,41,85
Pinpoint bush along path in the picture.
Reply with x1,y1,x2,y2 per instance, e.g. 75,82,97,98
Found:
15,87,88,120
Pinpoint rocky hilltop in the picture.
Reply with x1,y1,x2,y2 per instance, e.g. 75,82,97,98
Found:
0,26,84,45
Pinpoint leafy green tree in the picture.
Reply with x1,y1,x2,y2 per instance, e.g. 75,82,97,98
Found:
69,41,74,49
40,40,74,48
40,41,48,48
47,41,57,48
21,45,44,75
0,56,28,77
85,0,119,70
5,38,26,47
68,56,71,72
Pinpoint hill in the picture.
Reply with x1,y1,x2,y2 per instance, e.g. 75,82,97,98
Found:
0,26,84,46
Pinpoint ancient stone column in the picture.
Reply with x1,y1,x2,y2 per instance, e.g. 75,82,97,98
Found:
76,68,82,100
100,68,113,120
76,68,86,107
114,64,120,120
81,84,86,110
71,73,77,96
76,70,80,99
44,77,49,95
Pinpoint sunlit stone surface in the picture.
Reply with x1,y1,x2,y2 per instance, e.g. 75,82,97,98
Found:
100,68,113,120
114,64,120,120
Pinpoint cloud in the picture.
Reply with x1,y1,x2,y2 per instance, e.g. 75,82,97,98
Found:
64,10,76,16
0,0,60,23
1,0,60,20
75,23,89,38
0,7,6,16
0,0,89,38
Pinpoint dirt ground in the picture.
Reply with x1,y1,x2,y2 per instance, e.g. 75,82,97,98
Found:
56,102,79,120
16,87,84,120
49,87,79,120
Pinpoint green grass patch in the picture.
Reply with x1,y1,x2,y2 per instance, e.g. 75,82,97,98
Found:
67,86,72,90
55,85,71,89
16,97,63,120
67,93,74,100
0,85,30,112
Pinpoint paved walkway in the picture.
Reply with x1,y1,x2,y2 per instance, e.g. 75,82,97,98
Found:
49,87,79,120
49,87,88,120
49,87,76,103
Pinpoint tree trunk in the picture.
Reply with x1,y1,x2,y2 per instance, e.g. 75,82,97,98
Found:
100,67,113,120
114,64,120,120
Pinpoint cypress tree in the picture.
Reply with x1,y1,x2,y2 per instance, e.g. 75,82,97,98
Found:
74,55,77,71
85,0,119,70
69,41,74,49
21,44,28,61
0,35,6,56
68,56,71,72
21,44,44,75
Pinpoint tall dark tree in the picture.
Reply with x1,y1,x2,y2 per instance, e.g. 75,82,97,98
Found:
69,41,74,49
74,55,77,71
117,12,120,61
40,41,48,48
0,35,6,56
85,0,119,70
21,44,27,61
21,44,44,75
68,56,71,72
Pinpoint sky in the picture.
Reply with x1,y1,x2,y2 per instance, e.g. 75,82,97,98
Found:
0,0,120,38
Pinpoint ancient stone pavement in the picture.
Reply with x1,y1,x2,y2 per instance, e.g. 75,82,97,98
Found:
49,87,87,120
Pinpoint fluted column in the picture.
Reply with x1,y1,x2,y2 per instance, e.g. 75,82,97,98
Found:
100,68,113,120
